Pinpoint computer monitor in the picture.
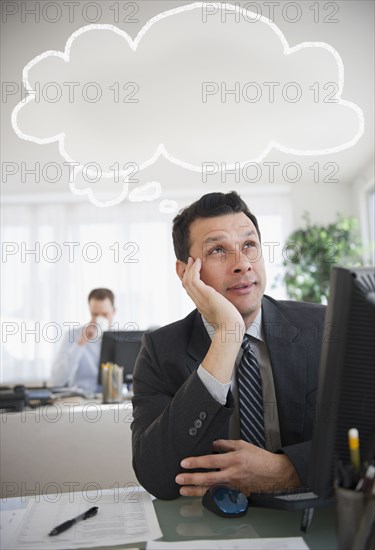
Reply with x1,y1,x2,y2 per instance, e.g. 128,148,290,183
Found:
98,330,146,385
309,266,375,499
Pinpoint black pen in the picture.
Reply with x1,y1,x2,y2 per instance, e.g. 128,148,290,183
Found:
300,507,314,533
49,506,98,536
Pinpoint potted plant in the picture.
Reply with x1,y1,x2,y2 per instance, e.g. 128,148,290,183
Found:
279,213,364,304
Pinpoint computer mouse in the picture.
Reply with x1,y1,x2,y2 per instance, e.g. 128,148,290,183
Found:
202,485,249,518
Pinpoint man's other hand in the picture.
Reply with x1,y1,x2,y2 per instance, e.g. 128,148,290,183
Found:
175,439,301,497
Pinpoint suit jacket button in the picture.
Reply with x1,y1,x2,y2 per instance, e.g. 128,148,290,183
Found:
194,419,203,429
189,427,197,436
199,412,207,420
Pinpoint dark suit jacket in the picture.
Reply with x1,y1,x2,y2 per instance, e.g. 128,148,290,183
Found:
131,295,325,499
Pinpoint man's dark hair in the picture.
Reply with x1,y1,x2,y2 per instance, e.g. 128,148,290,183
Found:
88,288,115,306
172,191,261,262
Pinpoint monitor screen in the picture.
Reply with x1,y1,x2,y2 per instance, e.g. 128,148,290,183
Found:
309,266,375,499
98,330,146,384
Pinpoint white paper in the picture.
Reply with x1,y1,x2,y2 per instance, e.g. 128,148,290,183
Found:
0,501,30,550
2,487,162,549
147,537,310,550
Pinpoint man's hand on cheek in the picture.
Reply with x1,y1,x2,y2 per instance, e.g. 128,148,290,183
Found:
181,257,244,331
175,439,301,497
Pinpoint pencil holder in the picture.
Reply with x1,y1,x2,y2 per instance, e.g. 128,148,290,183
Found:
336,487,374,549
101,363,123,404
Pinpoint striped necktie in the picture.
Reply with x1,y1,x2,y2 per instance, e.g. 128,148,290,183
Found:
237,334,265,448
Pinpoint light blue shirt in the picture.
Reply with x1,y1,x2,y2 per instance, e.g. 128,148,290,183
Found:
50,326,101,392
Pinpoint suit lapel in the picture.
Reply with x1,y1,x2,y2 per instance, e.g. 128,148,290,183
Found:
183,302,308,445
262,297,307,445
185,311,211,374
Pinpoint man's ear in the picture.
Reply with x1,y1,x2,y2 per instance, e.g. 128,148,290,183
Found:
176,260,187,281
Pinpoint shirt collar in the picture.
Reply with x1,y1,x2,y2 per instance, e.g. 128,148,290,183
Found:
246,308,263,341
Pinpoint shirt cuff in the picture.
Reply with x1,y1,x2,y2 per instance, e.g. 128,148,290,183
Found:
197,364,231,406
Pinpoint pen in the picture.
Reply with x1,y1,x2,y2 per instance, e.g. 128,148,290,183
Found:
300,507,314,533
336,459,357,489
348,428,361,473
49,506,98,536
355,464,375,493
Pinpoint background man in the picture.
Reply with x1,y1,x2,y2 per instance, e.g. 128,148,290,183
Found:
51,288,116,392
131,192,325,499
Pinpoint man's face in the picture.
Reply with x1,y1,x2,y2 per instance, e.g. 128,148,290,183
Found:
185,212,267,326
89,298,115,326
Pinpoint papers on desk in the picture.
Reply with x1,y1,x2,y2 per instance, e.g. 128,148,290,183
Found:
1,487,162,549
147,538,309,549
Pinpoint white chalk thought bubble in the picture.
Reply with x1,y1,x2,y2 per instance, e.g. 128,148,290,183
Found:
129,181,162,202
12,2,364,207
159,199,178,214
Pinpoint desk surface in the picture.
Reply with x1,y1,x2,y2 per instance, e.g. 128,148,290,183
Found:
1,494,337,550
154,497,337,550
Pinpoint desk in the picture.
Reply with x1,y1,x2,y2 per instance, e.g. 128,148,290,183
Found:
154,497,337,549
0,492,337,549
1,399,338,549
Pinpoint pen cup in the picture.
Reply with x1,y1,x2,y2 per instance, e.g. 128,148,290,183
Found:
101,363,123,404
335,487,374,550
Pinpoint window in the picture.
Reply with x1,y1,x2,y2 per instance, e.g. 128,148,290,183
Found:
1,191,290,383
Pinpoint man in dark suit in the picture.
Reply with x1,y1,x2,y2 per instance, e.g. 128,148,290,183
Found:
131,192,325,500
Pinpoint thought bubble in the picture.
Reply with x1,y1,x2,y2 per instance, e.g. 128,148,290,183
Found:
129,181,162,202
12,2,364,206
159,200,178,214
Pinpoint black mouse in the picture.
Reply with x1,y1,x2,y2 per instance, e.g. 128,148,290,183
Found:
202,485,249,518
